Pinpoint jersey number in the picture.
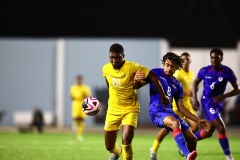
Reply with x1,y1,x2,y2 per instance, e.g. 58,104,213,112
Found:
209,108,216,114
210,82,215,90
167,86,171,97
112,78,121,87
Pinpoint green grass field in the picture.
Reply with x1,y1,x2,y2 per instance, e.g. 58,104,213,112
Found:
0,130,239,160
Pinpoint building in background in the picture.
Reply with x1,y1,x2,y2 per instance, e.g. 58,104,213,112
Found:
0,38,239,127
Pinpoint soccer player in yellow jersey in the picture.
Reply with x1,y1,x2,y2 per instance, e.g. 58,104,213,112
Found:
70,75,91,141
150,52,198,160
103,43,170,160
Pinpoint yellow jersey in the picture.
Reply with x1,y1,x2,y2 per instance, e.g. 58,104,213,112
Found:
102,60,149,113
172,69,196,116
70,84,91,118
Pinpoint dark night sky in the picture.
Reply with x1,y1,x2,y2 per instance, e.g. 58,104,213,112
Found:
1,1,240,47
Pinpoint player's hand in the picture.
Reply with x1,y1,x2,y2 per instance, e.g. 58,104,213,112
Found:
134,70,146,81
212,95,226,103
197,119,211,132
161,96,171,105
191,97,200,111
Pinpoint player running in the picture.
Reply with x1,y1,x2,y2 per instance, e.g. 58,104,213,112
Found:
102,43,170,160
192,48,240,160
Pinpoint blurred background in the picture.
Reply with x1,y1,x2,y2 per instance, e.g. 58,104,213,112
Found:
0,1,240,129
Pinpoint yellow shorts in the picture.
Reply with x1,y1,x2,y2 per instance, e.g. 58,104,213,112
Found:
104,110,139,131
72,102,86,119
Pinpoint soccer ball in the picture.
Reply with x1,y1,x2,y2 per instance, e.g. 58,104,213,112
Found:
82,97,101,116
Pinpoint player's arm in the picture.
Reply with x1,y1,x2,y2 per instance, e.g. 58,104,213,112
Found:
147,72,171,105
177,99,210,131
133,71,170,105
213,81,240,102
105,78,109,89
132,70,148,89
70,88,75,100
71,94,74,100
183,89,193,97
191,77,202,111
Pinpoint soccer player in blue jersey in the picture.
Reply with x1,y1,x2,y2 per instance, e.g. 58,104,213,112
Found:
149,52,199,159
191,48,240,160
134,52,210,160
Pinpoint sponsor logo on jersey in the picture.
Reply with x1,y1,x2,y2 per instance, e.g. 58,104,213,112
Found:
205,76,211,79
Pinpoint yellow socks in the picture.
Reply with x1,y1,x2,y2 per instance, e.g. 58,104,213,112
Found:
122,144,133,160
151,139,160,153
75,120,85,138
110,143,122,157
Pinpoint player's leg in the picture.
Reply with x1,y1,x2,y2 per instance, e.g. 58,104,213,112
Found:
183,129,197,152
72,104,86,141
150,128,169,160
74,118,85,141
121,125,134,160
121,111,139,160
194,101,215,140
176,117,198,156
194,122,215,140
104,112,122,160
163,116,193,159
36,122,43,133
212,117,234,160
105,130,121,159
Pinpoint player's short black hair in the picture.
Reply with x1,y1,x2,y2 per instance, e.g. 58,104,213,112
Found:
109,43,124,53
210,48,223,57
162,52,183,69
181,52,190,57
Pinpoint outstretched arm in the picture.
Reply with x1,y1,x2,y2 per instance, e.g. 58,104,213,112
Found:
147,71,170,105
177,99,210,131
133,71,170,105
132,70,148,89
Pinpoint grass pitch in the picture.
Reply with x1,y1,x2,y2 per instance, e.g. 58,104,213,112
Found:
0,130,239,160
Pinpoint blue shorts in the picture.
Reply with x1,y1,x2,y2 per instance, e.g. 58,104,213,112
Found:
201,96,224,122
149,110,190,132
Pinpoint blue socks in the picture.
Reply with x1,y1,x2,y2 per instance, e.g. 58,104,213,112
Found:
219,133,231,155
173,128,189,158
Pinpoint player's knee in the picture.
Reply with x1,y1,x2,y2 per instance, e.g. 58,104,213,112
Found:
216,125,226,133
171,120,180,129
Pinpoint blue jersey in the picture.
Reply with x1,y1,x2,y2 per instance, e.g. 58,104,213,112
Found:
198,65,237,98
197,65,237,122
149,68,183,115
149,68,189,131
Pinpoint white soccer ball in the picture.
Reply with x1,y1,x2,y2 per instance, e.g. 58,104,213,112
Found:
82,97,101,116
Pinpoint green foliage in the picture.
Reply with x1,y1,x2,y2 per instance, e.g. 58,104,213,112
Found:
0,131,239,160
